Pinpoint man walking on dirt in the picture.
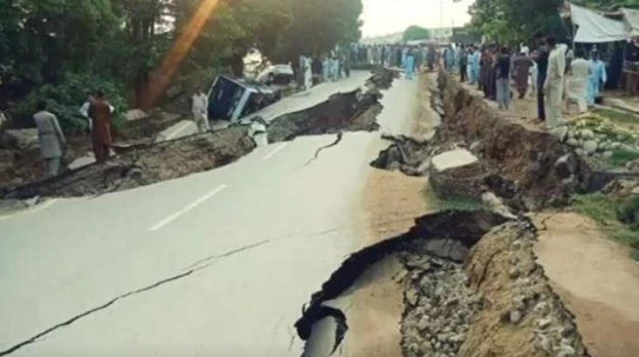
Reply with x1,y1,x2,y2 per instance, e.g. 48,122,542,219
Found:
533,33,550,121
88,91,114,163
34,100,66,176
192,86,210,133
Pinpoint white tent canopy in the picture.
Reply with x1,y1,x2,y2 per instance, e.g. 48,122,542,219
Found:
570,3,628,43
622,8,639,38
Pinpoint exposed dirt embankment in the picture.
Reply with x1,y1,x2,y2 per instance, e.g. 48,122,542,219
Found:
460,222,589,357
434,72,592,210
4,126,255,198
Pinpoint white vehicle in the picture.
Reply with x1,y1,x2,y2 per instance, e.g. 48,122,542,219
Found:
256,64,295,85
207,75,281,122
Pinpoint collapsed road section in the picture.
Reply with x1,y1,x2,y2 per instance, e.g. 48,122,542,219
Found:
295,211,590,357
2,69,396,199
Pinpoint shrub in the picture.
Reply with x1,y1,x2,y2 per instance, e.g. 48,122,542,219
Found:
8,72,128,133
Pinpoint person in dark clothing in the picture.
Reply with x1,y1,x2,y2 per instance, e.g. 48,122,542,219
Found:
487,45,498,100
608,42,624,89
396,46,402,68
496,46,512,110
459,46,468,82
533,33,550,121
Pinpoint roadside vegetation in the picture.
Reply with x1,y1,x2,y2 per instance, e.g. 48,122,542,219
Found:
0,0,363,133
423,185,487,212
571,193,639,260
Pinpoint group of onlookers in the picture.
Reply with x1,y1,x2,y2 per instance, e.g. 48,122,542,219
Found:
33,91,115,177
452,34,608,129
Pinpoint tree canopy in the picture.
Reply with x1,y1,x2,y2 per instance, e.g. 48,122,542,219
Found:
403,25,431,42
468,0,567,44
0,0,363,131
467,0,639,46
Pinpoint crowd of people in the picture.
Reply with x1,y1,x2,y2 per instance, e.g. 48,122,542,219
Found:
448,34,608,129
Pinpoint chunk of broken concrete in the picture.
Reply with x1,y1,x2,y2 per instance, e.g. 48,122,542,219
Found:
431,149,478,172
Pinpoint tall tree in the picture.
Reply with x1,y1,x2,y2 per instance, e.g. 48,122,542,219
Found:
403,26,431,42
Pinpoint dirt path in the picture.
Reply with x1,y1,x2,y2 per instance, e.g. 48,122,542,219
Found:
532,212,639,357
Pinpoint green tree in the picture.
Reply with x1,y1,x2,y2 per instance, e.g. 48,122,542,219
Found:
403,26,431,42
0,0,364,131
468,0,567,44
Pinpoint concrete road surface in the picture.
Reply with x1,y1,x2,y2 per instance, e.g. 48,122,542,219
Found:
0,72,419,357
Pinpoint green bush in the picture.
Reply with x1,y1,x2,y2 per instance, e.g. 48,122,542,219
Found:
572,193,639,253
8,72,128,133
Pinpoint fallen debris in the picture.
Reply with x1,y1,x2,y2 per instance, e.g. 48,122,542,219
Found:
267,68,395,143
3,126,255,198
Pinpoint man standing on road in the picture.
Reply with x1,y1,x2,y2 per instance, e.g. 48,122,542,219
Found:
513,51,534,99
34,100,66,176
459,45,468,83
88,91,114,163
533,33,550,121
192,86,210,133
544,37,568,128
470,46,481,85
496,46,512,110
587,51,607,107
405,49,416,80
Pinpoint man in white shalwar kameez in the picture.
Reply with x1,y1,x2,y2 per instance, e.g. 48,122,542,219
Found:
192,86,210,132
565,50,590,114
543,38,567,128
303,57,313,91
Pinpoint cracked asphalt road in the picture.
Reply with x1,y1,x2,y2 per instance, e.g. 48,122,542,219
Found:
0,71,419,357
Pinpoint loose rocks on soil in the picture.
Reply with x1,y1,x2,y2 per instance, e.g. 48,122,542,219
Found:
400,254,482,357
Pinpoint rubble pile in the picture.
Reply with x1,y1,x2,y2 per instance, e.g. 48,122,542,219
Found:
400,255,482,357
369,134,454,176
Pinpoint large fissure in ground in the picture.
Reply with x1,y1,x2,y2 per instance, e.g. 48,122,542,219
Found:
2,68,395,199
295,211,591,357
371,71,596,212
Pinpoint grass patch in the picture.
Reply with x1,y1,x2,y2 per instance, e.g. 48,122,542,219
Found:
608,149,639,167
423,185,487,212
571,193,639,260
594,108,639,124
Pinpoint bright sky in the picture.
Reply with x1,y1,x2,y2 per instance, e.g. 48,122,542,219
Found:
361,0,475,37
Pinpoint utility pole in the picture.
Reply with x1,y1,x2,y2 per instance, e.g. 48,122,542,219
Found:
440,0,444,30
